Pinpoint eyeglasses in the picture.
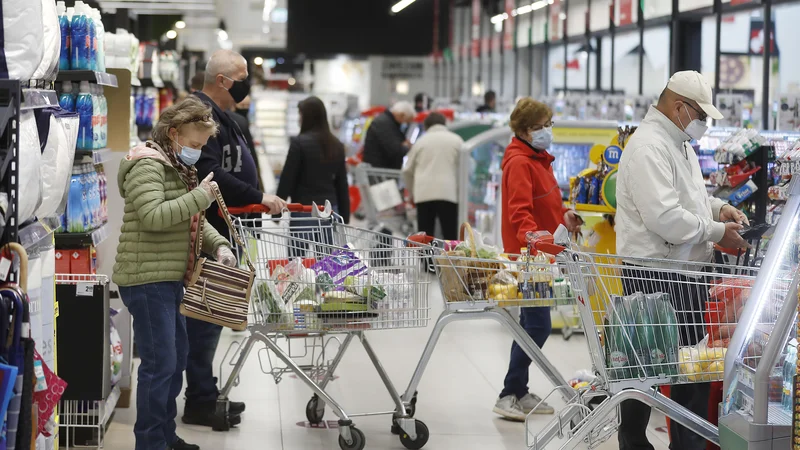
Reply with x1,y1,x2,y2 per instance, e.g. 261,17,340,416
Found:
682,101,707,122
531,121,554,131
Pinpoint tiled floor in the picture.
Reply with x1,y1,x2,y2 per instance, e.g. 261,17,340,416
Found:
104,282,670,450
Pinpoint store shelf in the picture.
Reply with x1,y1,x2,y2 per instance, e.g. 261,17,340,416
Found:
76,148,111,165
56,70,118,88
21,89,58,110
19,216,61,250
573,203,616,214
55,223,109,248
101,384,122,427
138,78,164,88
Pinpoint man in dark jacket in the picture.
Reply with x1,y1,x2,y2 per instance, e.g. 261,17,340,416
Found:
362,100,416,170
186,49,285,429
476,90,496,113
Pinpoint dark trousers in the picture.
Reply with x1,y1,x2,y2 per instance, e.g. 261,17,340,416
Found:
619,265,710,450
185,318,223,406
416,201,459,240
288,206,338,258
120,281,187,450
499,306,552,399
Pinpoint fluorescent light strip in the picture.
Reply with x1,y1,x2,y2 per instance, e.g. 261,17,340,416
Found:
492,0,550,23
100,2,214,10
391,0,416,13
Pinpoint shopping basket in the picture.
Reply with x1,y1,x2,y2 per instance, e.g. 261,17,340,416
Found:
398,223,578,426
212,202,431,450
350,162,415,234
526,231,792,450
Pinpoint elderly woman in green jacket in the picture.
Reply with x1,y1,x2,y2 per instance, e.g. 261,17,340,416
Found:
113,97,233,450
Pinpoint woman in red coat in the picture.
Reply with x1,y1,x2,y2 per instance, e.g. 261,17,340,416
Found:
493,98,582,421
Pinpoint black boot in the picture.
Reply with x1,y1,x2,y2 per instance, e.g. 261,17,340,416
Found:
182,402,242,428
230,401,246,415
169,438,200,450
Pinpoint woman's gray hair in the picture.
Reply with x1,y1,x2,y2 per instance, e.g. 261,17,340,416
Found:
151,96,218,150
390,101,416,118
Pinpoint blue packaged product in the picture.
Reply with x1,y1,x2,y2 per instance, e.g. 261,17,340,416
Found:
58,82,75,113
91,85,100,149
70,3,87,70
76,81,93,150
67,169,84,233
57,2,70,70
589,176,601,204
80,165,91,231
87,12,96,70
576,177,589,204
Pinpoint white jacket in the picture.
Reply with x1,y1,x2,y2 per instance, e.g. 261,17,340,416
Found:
402,124,463,204
616,106,726,263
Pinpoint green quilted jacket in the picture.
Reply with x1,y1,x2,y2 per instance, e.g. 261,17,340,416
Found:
113,142,230,287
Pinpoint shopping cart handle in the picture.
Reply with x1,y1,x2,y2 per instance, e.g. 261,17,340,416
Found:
713,243,749,256
223,203,324,216
527,232,566,256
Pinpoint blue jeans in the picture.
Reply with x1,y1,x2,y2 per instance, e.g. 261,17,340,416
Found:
120,281,187,450
184,317,224,406
288,205,338,259
499,307,552,399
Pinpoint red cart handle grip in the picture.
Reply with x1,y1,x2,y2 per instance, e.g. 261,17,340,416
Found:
223,203,324,216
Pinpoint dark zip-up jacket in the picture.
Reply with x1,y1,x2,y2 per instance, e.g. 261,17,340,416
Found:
362,110,407,170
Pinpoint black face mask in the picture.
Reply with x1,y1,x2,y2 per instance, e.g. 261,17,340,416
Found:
224,76,250,104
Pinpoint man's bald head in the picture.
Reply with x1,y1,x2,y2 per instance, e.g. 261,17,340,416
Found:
204,50,247,85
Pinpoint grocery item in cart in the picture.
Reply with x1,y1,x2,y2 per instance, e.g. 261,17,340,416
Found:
310,247,368,284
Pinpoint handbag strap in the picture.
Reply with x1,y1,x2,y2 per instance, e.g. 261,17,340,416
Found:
211,183,256,272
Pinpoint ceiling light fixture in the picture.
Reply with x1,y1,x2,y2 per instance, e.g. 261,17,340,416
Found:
166,29,177,39
493,0,551,23
217,29,228,41
391,0,415,14
254,57,264,66
175,20,186,29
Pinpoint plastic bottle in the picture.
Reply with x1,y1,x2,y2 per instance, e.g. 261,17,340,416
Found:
86,7,96,71
57,1,70,70
99,86,108,148
76,81,93,150
58,81,76,112
70,2,87,70
93,9,105,72
98,166,107,223
90,166,100,228
67,167,85,233
80,165,91,231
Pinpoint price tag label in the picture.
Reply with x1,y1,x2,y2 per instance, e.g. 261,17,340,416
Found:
0,257,11,282
76,282,94,297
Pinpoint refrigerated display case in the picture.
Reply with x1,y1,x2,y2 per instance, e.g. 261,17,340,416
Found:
719,177,800,449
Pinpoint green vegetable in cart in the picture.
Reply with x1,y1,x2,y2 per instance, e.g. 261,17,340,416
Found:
344,275,387,301
316,271,335,292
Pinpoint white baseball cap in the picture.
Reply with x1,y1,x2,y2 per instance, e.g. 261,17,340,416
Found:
666,70,723,120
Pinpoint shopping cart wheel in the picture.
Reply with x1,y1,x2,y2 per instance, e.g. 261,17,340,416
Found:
562,327,573,341
305,394,325,424
338,426,365,450
398,420,429,450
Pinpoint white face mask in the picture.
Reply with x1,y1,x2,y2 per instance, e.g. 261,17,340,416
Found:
530,126,553,150
679,106,708,140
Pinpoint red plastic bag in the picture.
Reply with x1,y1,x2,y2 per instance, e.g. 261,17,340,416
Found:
33,349,67,437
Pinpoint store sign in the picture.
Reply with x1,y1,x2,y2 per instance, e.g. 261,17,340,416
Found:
472,0,481,57
503,0,515,50
749,19,779,56
618,0,634,26
550,0,562,41
381,59,425,79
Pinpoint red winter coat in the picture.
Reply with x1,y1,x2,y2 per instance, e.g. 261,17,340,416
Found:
501,136,568,254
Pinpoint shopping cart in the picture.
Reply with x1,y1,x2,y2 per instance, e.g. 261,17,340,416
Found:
527,233,791,449
211,202,431,450
350,162,415,234
398,224,578,426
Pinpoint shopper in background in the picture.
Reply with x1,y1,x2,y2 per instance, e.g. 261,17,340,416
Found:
494,98,583,421
615,70,748,450
476,90,496,113
362,100,416,170
190,71,205,93
113,97,233,450
226,96,258,180
402,112,462,240
188,49,286,428
414,92,429,113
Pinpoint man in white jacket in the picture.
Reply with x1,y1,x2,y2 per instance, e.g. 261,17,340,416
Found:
615,71,748,450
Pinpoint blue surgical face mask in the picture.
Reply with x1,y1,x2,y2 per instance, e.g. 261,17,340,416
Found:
530,126,553,150
173,138,202,166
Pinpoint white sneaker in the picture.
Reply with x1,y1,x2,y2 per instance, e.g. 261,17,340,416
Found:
518,393,555,414
493,395,527,421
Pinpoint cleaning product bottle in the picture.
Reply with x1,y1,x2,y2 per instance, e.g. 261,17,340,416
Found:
91,84,101,149
67,166,85,233
80,165,91,231
98,165,107,222
86,6,96,71
99,86,108,147
58,81,76,112
70,2,87,70
76,81,93,150
57,1,70,70
89,166,99,228
93,9,105,72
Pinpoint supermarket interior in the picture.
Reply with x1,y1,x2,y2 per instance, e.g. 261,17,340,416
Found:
8,0,800,449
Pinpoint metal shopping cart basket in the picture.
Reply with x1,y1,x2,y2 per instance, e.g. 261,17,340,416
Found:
526,232,791,450
212,202,431,450
351,162,415,234
398,224,579,424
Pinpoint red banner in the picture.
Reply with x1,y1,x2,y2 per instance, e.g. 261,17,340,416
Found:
492,34,501,52
471,0,480,57
503,0,515,50
481,36,490,56
550,0,561,41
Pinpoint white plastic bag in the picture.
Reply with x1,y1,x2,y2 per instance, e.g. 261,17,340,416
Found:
19,110,42,223
1,0,44,80
36,111,77,218
31,0,60,81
